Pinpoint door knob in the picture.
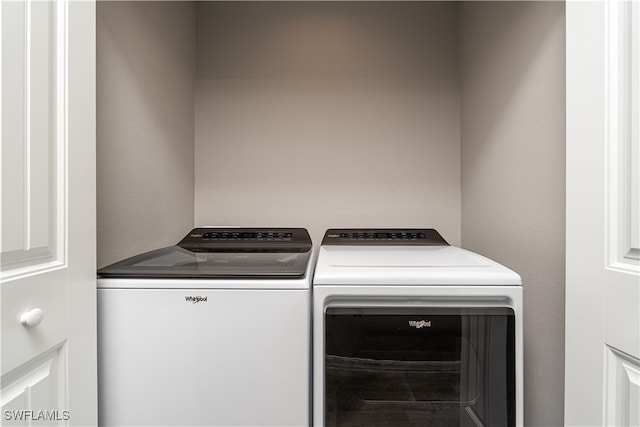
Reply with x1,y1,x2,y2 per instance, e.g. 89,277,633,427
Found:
20,308,44,328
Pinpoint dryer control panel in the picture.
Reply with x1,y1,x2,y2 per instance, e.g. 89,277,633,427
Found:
322,228,448,246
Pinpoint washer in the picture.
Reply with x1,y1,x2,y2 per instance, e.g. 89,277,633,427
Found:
312,228,523,427
97,228,312,426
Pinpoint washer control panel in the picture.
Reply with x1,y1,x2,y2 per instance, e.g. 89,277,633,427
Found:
322,228,448,246
179,228,312,252
201,231,293,240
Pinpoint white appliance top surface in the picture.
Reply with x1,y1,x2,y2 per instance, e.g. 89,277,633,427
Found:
313,245,521,286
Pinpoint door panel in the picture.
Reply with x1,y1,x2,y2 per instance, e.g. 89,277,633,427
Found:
1,0,61,271
1,345,67,426
606,348,640,426
1,0,96,425
603,1,640,423
566,1,640,425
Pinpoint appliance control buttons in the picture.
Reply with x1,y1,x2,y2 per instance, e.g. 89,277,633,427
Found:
201,231,293,240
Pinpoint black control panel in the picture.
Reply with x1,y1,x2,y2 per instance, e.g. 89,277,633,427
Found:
178,228,312,252
322,228,449,246
201,231,293,240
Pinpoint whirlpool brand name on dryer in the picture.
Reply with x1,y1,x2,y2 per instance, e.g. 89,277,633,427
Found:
185,296,208,304
409,320,431,329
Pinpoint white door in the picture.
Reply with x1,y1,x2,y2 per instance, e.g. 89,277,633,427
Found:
1,0,96,425
566,1,640,426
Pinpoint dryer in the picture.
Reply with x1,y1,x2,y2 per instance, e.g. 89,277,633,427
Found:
312,229,523,427
98,228,312,426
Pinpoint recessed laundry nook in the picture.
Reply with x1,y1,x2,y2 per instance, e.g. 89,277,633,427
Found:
96,2,566,426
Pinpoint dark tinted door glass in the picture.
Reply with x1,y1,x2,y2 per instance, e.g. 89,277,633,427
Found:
325,307,515,427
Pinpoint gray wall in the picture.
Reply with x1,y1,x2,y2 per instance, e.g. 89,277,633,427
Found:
460,2,566,426
97,1,195,268
194,2,461,247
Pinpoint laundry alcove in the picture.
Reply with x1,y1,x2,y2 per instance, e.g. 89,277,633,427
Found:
96,2,565,426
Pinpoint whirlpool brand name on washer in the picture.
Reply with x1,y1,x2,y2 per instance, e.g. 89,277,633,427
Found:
185,296,208,304
409,320,431,329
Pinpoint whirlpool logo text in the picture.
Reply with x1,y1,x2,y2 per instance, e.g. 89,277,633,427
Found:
185,296,208,304
408,320,432,329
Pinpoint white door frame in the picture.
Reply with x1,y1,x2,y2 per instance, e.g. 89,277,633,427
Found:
66,1,97,423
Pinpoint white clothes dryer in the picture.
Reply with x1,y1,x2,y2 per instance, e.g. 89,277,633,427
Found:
98,228,312,426
312,229,523,427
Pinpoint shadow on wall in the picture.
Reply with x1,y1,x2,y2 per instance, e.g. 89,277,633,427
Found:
460,2,566,427
197,1,456,80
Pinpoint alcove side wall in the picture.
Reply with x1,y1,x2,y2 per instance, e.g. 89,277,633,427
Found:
460,3,566,426
97,1,196,268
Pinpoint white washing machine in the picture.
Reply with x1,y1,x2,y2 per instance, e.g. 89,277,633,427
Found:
98,228,313,426
312,229,523,427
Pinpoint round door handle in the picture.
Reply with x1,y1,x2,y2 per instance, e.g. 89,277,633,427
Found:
20,308,44,328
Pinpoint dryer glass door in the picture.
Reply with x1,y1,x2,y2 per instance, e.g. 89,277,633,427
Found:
325,307,515,427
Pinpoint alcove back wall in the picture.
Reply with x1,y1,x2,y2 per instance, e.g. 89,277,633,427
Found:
194,1,461,246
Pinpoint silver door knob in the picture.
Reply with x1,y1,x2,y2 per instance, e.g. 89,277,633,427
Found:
20,308,44,328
